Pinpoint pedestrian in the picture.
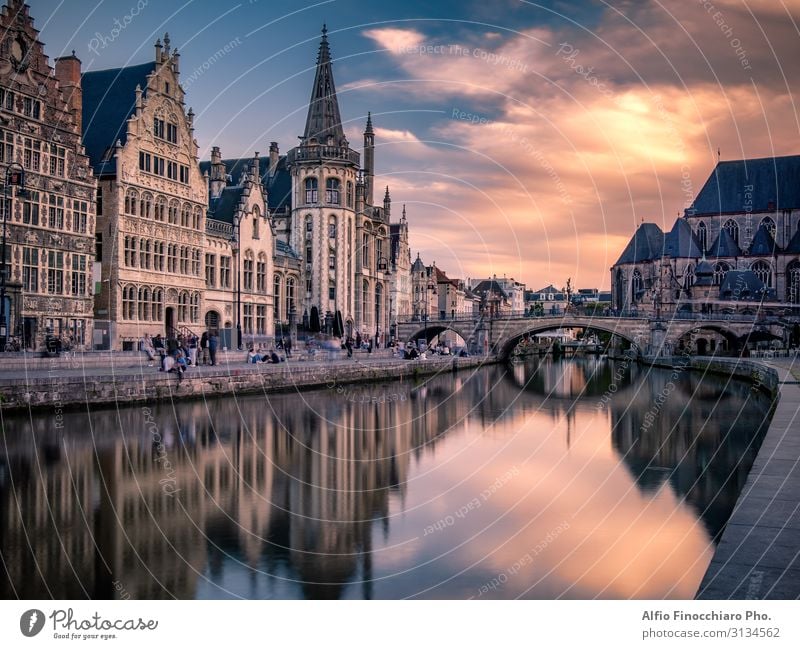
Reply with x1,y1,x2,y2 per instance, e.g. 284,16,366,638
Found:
208,332,218,366
355,332,362,349
188,334,198,367
368,337,373,354
345,337,353,358
200,331,209,365
284,336,292,358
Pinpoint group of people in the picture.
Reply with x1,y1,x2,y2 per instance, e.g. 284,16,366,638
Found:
246,346,285,364
140,331,220,381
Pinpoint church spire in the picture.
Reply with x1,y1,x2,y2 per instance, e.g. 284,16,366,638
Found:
303,25,346,145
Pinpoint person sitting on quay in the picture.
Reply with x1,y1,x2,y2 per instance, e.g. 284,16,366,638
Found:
171,349,188,383
269,349,282,364
247,346,263,364
140,333,156,366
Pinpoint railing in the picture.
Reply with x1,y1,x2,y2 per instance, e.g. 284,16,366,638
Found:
286,145,360,166
167,324,199,341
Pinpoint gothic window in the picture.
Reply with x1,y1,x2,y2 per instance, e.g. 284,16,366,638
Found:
787,261,800,304
256,254,266,292
375,283,383,331
760,216,776,237
191,293,200,323
124,189,138,216
181,203,191,227
138,287,151,321
697,221,707,251
346,181,353,207
304,177,318,204
751,260,772,287
329,216,337,240
140,193,152,219
684,264,695,289
286,277,296,317
713,262,729,286
631,269,643,299
155,196,166,222
178,291,189,322
123,286,137,320
325,177,341,204
243,251,254,291
274,275,282,320
253,206,260,239
723,219,739,245
152,289,163,321
362,280,370,326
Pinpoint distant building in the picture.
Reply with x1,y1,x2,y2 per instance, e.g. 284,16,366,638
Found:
0,0,97,350
525,285,567,315
611,155,800,319
389,206,412,333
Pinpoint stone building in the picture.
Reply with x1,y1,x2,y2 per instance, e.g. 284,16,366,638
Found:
612,155,800,321
389,205,412,331
0,0,96,350
204,148,274,347
82,35,207,350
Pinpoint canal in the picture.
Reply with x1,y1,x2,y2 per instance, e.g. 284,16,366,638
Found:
0,358,773,599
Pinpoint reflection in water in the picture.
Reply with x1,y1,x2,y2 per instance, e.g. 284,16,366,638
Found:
0,359,771,599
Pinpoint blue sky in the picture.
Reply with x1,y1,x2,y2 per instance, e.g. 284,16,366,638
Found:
28,0,800,289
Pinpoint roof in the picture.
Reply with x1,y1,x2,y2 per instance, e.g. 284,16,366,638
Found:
694,258,714,286
614,223,664,265
719,270,775,301
276,240,301,259
707,227,742,257
688,155,800,216
534,284,561,294
411,254,426,272
199,155,292,211
208,186,244,224
664,218,703,258
303,26,346,144
748,223,779,255
81,61,157,173
472,280,508,299
786,228,800,254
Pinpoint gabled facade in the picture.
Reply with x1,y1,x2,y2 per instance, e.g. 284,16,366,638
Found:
0,0,96,350
389,205,412,329
83,35,207,349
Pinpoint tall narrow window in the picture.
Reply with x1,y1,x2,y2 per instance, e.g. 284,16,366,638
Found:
304,177,318,204
205,253,216,287
325,177,341,204
47,251,64,294
274,275,282,320
72,200,88,234
22,247,38,292
723,219,739,245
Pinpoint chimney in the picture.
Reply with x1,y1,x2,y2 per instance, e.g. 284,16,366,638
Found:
268,141,279,178
54,52,82,132
154,38,162,62
209,146,226,198
172,48,180,76
251,152,260,181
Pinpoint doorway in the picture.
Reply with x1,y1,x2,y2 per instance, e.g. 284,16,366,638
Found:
165,307,175,336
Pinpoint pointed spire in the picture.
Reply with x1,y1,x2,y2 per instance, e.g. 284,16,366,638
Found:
384,186,390,200
365,111,373,134
402,204,406,221
303,25,345,144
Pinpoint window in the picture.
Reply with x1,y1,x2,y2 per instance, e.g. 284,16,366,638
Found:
47,250,64,294
72,200,88,233
362,280,369,325
22,96,41,119
124,189,138,215
191,293,199,323
154,117,165,139
167,161,178,181
96,186,103,216
286,277,295,316
256,258,266,292
274,275,282,320
47,195,64,229
0,129,13,162
49,144,65,177
155,196,166,221
179,165,189,184
167,244,177,273
152,289,163,321
253,213,260,239
193,206,202,229
306,246,312,263
22,247,38,292
243,253,253,291
723,219,739,245
181,203,191,227
376,239,383,269
631,269,643,299
0,88,15,111
243,304,253,334
325,177,340,204
760,216,776,237
256,305,266,335
138,287,151,321
329,219,337,239
179,246,189,274
70,255,87,296
205,253,216,287
154,242,165,271
95,233,103,263
329,285,336,300
140,239,151,269
23,137,40,171
22,191,39,225
123,286,136,320
751,260,772,287
329,253,336,270
178,292,188,322
220,256,231,288
140,193,152,219
306,278,312,294
787,261,800,304
684,264,695,289
167,123,178,144
304,177,318,204
362,233,369,268
168,201,178,224
346,181,353,207
696,221,707,251
713,262,729,286
138,152,151,173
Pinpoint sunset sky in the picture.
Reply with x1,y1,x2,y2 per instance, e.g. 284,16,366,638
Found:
32,0,800,290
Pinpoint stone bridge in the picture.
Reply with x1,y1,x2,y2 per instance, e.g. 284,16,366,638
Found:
395,314,788,359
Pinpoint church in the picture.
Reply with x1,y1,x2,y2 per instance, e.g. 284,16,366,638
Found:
612,155,800,330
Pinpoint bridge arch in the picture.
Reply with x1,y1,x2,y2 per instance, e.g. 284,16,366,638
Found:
496,320,645,360
404,324,471,348
668,323,743,354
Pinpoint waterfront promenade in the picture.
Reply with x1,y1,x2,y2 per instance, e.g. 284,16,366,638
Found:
697,357,800,599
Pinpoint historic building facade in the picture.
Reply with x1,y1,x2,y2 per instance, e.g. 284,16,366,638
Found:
0,0,96,350
612,155,800,322
389,205,412,330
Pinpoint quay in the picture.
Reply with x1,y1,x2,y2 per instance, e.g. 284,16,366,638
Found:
0,350,492,412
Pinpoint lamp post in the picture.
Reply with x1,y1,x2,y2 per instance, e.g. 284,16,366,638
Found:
422,279,436,351
377,256,389,348
230,225,242,350
1,163,24,351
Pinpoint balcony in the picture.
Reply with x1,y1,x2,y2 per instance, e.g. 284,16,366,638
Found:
286,144,360,166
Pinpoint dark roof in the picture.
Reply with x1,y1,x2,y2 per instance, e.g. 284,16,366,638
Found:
719,270,775,301
81,62,157,173
208,186,244,224
748,224,779,255
664,218,703,258
276,240,301,259
614,223,664,265
694,258,714,286
303,26,346,144
707,228,742,257
199,155,292,212
688,155,800,216
533,284,560,294
786,228,800,254
411,255,425,272
472,280,508,299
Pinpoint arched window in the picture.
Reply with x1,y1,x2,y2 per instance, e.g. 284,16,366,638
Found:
346,181,354,208
325,177,341,204
124,189,138,216
253,206,260,239
286,276,296,317
243,250,254,291
123,286,136,320
614,268,625,310
787,261,800,304
138,287,150,321
181,202,191,227
723,219,739,245
194,206,203,230
713,262,729,286
191,292,200,323
168,200,179,225
684,264,695,289
155,196,166,222
140,193,152,219
328,215,337,240
697,221,707,251
362,280,370,327
256,253,267,292
128,237,138,267
152,288,163,321
140,238,150,269
154,242,165,271
304,177,318,204
178,291,189,322
760,216,776,237
273,275,282,320
631,269,643,299
751,260,772,287
375,283,383,332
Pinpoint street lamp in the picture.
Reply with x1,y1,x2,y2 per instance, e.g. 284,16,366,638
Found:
377,256,389,348
1,163,25,351
230,226,242,350
422,279,436,351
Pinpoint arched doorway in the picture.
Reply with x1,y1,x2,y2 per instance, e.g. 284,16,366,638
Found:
165,307,175,335
205,310,220,333
696,338,708,355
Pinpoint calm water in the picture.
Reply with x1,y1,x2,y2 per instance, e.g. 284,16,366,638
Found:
0,358,773,599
